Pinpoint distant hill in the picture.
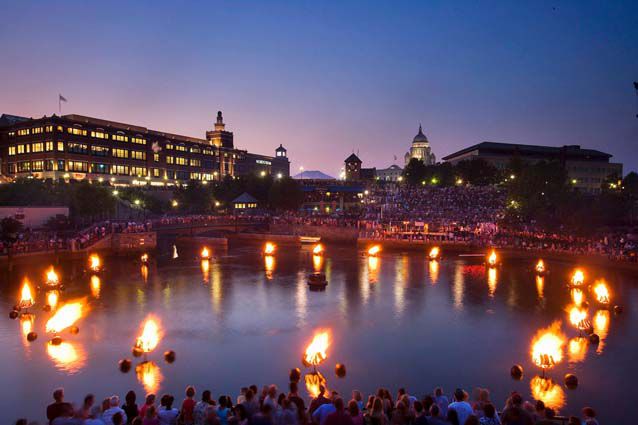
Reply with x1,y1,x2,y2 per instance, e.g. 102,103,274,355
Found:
292,170,335,180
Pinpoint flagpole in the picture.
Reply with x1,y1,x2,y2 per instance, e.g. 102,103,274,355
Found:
58,95,61,115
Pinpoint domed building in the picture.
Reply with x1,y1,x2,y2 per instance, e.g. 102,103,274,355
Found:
404,125,436,166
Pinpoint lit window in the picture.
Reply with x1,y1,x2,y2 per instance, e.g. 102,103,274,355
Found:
112,134,128,142
153,153,160,162
17,129,30,136
131,137,146,145
91,131,109,139
176,157,187,165
8,146,16,156
112,148,129,158
166,156,174,164
190,158,201,167
45,141,54,151
131,151,146,160
67,127,87,136
45,125,53,133
32,142,44,153
57,142,64,152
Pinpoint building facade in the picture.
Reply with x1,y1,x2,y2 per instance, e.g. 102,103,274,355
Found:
375,164,403,182
404,125,436,166
0,111,289,186
442,142,622,193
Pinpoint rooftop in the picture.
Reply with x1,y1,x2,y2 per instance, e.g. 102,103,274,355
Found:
442,142,614,162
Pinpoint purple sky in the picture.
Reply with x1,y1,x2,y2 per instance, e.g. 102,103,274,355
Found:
1,1,637,176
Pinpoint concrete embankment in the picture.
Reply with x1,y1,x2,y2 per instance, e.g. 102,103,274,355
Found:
0,232,157,266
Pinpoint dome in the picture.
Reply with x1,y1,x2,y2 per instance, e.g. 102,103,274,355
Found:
413,125,428,143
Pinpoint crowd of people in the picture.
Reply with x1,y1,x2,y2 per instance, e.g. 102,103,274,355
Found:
24,383,601,425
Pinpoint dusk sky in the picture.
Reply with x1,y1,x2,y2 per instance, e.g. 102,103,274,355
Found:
1,0,636,176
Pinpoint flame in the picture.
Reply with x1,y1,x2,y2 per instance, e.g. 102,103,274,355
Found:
201,259,210,282
46,290,59,310
19,279,34,309
304,372,328,398
568,306,588,330
90,275,101,298
536,259,545,274
141,253,149,263
536,276,545,299
593,310,610,354
487,250,497,267
89,254,101,272
47,341,86,374
313,244,324,255
571,288,584,306
135,316,161,353
172,245,179,259
530,376,565,410
264,242,276,255
593,280,610,304
136,361,163,394
46,301,84,333
568,337,588,363
531,321,566,369
368,245,381,256
487,267,497,297
45,267,60,286
429,247,440,260
304,330,330,366
201,247,210,260
571,269,584,286
429,260,439,284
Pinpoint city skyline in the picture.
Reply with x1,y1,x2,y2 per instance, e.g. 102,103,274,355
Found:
1,1,636,175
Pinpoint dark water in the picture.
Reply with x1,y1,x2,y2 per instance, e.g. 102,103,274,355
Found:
0,243,636,423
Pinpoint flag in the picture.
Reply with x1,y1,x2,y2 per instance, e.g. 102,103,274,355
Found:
634,82,638,90
59,94,67,103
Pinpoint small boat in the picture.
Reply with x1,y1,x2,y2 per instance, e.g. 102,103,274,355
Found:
300,236,321,244
307,272,328,290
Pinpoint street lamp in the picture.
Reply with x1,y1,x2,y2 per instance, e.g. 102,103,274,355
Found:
171,200,179,208
299,166,305,180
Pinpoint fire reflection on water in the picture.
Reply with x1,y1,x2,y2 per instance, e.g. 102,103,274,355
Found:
312,255,323,273
264,255,275,280
487,267,497,298
429,260,439,284
136,361,162,394
568,337,588,363
367,256,379,284
47,341,86,374
90,275,101,299
593,309,610,354
536,276,544,300
530,376,565,410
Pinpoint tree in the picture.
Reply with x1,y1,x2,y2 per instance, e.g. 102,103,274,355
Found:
174,181,215,213
268,178,304,210
70,182,116,221
403,158,428,185
455,159,502,186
